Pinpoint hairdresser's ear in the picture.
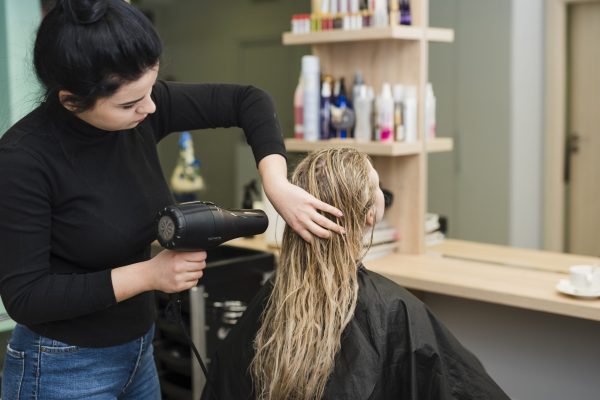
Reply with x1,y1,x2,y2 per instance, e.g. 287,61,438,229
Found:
58,90,78,112
366,208,375,227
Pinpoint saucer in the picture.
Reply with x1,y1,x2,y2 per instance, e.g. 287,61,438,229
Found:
556,279,600,299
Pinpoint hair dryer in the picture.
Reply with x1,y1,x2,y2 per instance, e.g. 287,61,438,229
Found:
156,201,268,251
155,201,268,397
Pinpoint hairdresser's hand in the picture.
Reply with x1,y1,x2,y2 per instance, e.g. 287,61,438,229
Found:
259,154,345,243
268,179,345,243
146,249,207,293
112,250,206,302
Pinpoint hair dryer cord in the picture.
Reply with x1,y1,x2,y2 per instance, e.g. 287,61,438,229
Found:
165,293,219,400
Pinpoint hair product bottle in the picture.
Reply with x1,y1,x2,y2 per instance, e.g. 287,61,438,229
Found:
335,77,351,138
354,85,373,142
393,84,406,142
352,70,364,106
302,55,320,141
425,83,437,139
293,73,304,139
404,85,418,142
400,0,412,25
373,0,389,27
320,76,333,139
376,83,394,142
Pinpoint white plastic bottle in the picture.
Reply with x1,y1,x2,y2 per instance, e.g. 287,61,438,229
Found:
373,0,389,28
293,73,304,139
404,85,418,143
425,83,437,139
354,85,373,142
376,83,394,142
302,55,320,142
352,70,364,105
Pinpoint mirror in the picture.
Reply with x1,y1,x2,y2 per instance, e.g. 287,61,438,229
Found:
428,0,599,258
133,0,598,257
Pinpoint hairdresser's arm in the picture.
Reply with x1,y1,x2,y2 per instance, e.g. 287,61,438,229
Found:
0,148,205,324
258,154,345,242
150,81,286,166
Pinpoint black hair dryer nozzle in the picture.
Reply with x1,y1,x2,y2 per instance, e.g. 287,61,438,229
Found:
156,201,268,251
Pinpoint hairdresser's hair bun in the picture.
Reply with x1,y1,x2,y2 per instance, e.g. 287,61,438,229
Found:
62,0,109,25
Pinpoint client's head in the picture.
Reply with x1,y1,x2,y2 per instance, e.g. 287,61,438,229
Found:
286,146,385,259
252,147,384,400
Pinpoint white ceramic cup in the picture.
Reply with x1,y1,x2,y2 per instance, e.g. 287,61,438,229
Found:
569,265,600,292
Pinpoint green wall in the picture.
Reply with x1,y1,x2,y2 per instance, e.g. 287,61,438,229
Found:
137,0,309,208
0,0,41,136
0,0,42,331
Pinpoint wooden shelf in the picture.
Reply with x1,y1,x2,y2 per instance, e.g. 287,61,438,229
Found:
284,137,453,156
282,0,453,254
425,137,454,153
282,26,454,46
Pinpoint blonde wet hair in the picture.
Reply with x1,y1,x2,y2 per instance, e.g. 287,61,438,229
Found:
251,147,378,400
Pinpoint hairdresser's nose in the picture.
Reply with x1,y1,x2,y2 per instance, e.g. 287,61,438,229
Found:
137,95,156,115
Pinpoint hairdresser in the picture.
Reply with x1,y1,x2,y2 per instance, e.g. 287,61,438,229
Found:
0,0,343,398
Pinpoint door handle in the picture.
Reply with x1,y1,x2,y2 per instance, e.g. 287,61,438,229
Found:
564,132,580,183
568,132,580,154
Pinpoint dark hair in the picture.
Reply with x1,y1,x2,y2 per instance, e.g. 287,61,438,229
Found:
34,0,162,112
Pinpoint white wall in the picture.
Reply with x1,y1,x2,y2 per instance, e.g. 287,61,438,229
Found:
428,0,512,246
509,0,544,249
424,293,600,400
429,0,545,249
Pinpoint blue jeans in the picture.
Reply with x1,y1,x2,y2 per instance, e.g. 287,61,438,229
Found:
2,324,160,400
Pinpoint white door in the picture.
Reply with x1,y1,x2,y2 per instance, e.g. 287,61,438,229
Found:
567,1,600,256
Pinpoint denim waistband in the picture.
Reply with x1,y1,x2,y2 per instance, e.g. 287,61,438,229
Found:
9,323,155,351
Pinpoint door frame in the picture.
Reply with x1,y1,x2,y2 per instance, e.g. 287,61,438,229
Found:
544,0,599,251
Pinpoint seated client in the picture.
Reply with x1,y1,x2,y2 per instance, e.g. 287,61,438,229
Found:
202,147,509,400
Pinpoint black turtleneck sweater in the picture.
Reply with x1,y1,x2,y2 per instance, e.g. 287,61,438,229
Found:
0,81,285,347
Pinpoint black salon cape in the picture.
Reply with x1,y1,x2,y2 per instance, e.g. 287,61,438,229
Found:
202,265,510,400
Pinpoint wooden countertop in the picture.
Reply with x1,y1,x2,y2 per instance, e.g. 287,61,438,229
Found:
427,239,600,274
224,237,600,322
